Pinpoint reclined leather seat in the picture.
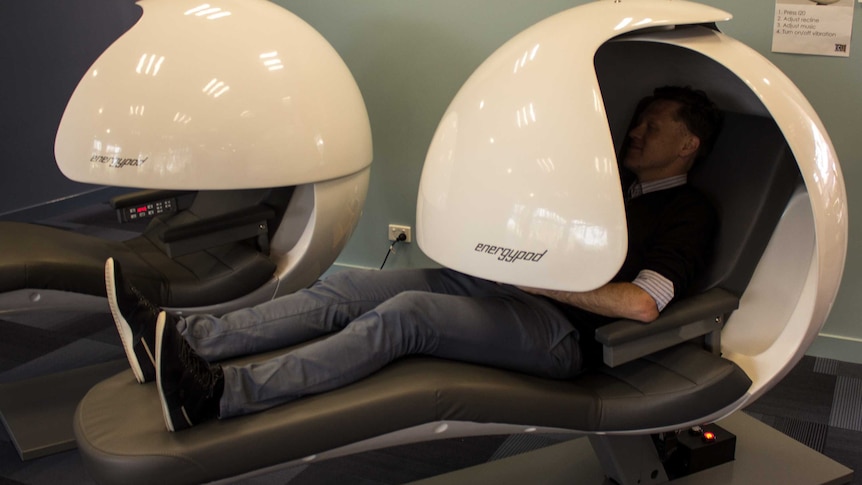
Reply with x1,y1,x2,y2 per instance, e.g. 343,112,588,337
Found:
71,2,847,484
69,108,790,485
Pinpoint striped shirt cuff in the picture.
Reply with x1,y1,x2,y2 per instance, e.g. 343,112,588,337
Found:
632,269,674,312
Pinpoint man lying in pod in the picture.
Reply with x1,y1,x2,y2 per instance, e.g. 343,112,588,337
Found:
106,85,722,432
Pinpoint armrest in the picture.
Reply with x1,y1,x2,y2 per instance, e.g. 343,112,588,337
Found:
159,206,276,258
595,287,740,368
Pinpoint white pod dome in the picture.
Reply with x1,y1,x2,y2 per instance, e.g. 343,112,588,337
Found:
417,0,731,291
54,0,372,190
418,0,847,411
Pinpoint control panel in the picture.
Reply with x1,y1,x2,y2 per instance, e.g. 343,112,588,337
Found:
118,197,177,222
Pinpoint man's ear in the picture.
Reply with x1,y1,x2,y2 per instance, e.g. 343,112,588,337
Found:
680,135,701,158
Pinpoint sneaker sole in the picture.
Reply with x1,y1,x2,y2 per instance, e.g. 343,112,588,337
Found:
154,313,176,432
155,313,196,432
105,258,148,384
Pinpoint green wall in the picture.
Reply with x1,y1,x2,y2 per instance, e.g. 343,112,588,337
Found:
277,0,862,360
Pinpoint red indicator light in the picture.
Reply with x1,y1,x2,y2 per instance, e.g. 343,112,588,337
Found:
137,207,147,213
702,431,716,442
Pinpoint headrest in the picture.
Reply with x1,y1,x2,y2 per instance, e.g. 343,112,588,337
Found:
689,113,800,295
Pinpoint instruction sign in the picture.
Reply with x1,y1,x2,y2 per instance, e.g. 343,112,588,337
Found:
772,0,855,57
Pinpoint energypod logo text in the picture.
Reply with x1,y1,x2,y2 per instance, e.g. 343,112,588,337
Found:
474,243,547,263
90,155,149,168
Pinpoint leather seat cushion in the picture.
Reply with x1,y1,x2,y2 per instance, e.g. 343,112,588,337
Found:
0,221,275,307
0,222,127,295
74,344,751,485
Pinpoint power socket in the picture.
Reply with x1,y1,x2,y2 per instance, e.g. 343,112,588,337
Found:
388,224,412,243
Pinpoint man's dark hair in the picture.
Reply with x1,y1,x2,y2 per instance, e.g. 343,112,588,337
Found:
637,85,724,159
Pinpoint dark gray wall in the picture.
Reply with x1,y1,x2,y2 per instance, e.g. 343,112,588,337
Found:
0,0,140,217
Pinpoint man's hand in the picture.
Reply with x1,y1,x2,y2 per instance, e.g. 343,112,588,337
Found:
517,282,659,323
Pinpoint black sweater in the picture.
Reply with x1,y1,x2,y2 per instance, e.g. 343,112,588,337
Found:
555,184,717,362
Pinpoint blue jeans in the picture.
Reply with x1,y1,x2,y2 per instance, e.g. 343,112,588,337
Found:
176,268,582,417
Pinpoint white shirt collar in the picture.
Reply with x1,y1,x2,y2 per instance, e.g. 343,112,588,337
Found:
628,174,688,199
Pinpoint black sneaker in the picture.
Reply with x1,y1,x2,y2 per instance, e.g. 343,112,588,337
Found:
155,311,224,432
105,257,159,383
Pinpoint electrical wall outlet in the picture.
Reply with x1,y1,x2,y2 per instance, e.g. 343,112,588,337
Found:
388,224,412,243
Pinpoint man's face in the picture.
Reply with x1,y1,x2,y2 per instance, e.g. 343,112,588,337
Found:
622,99,697,182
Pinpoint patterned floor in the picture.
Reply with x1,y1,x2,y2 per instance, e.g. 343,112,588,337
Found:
744,355,862,482
1,303,860,484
